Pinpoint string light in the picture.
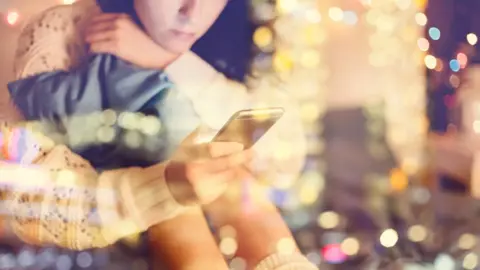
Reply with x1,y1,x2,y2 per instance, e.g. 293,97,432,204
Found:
467,33,478,46
367,0,427,175
414,12,427,26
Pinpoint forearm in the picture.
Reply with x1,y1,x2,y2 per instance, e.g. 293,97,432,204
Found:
204,180,297,269
9,54,172,122
0,120,189,249
149,206,228,270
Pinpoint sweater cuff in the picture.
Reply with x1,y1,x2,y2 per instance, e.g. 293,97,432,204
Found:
97,163,189,244
165,51,219,98
254,253,318,270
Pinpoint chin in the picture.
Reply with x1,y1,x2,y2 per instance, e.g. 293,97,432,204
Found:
162,41,194,55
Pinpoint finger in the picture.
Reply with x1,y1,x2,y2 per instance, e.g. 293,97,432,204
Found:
208,142,244,158
90,13,128,24
207,149,254,172
86,21,116,35
89,40,116,54
184,143,211,160
85,29,115,43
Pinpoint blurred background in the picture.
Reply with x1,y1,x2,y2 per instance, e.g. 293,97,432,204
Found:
2,0,480,269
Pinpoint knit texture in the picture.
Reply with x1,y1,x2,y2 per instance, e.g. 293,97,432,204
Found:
0,120,187,250
254,253,318,270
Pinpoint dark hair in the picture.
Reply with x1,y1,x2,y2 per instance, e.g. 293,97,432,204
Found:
96,0,134,14
96,0,253,82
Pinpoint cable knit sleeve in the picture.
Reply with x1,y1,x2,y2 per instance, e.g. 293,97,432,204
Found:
0,121,187,250
254,253,318,270
166,52,307,183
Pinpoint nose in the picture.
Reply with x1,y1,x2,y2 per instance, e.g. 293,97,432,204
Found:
179,0,200,20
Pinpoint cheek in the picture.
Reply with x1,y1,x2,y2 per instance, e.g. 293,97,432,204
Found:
199,6,226,32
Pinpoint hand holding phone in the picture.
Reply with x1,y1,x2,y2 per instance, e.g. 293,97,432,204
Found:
211,107,284,209
211,107,284,149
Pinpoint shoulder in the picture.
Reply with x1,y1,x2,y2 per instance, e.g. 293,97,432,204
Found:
14,0,100,77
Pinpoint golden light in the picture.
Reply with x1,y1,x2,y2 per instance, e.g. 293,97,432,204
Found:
63,0,76,4
458,233,477,250
276,0,297,14
328,7,344,22
396,0,412,10
424,54,437,69
379,229,398,248
407,225,427,242
341,237,360,256
414,12,427,26
6,11,19,26
273,50,293,73
389,168,408,191
317,211,340,229
253,26,274,48
463,253,479,270
414,0,428,9
276,238,296,254
300,50,321,68
305,9,321,23
303,25,326,45
219,237,238,256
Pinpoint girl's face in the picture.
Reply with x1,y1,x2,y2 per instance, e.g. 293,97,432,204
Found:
134,0,228,54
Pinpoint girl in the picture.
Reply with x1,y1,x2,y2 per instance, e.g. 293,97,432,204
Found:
4,0,313,269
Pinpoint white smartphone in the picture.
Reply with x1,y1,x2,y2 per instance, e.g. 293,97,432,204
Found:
211,107,285,148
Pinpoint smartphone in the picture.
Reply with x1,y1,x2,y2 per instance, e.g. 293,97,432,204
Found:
211,107,284,148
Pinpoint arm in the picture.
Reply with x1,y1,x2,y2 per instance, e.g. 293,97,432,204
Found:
8,11,172,122
148,207,229,270
205,176,316,270
166,52,307,180
0,121,188,250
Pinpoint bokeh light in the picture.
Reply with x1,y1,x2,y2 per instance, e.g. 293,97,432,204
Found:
424,55,437,69
467,33,478,45
6,11,19,26
415,12,427,26
328,7,344,22
449,59,460,72
380,229,398,248
428,27,441,40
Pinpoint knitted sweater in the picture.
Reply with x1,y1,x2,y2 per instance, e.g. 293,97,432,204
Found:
2,0,313,269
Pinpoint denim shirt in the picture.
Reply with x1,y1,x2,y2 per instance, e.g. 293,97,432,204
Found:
8,54,200,169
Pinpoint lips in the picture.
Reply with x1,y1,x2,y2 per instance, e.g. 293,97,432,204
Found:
170,29,195,40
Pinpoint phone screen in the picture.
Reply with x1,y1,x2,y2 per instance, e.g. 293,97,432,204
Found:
212,108,284,148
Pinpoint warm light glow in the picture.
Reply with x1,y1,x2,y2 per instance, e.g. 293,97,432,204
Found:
277,0,297,14
407,225,427,242
317,211,340,229
380,229,398,248
457,52,468,68
464,253,479,270
467,33,478,46
414,12,427,26
458,233,476,250
63,0,76,4
253,26,273,48
424,55,437,69
417,38,429,51
389,168,408,191
6,11,19,26
341,237,360,256
328,7,344,22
